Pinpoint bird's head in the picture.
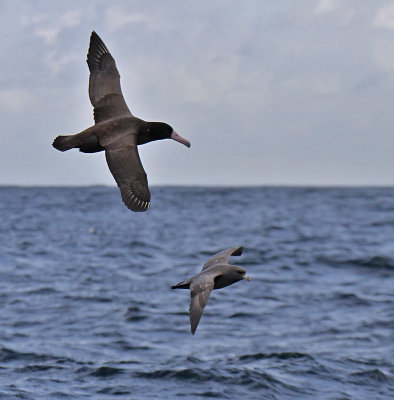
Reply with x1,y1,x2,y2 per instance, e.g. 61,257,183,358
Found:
232,266,251,283
148,122,191,147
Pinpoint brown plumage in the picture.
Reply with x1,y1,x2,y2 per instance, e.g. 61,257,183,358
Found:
171,246,250,335
52,31,190,212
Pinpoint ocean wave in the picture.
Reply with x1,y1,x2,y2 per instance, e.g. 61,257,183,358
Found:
16,364,65,373
238,352,313,362
318,254,394,269
332,292,371,306
351,256,394,269
0,347,52,363
25,287,59,295
97,387,132,396
63,294,113,303
113,340,150,351
134,366,294,391
189,389,227,398
90,366,125,377
349,368,391,383
124,306,148,322
135,367,213,381
228,312,256,319
126,240,163,251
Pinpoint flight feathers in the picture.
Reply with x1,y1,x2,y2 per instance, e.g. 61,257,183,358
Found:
86,31,110,72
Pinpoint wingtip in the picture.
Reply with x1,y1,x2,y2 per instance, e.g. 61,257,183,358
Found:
124,199,151,213
120,189,151,212
89,31,100,44
86,31,110,71
233,246,244,256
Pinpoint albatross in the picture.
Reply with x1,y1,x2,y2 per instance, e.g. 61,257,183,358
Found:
52,31,190,212
171,246,250,335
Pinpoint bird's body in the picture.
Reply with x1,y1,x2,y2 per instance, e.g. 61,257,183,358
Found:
52,31,190,212
172,246,250,335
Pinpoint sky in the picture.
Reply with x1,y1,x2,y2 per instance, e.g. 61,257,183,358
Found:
1,0,394,187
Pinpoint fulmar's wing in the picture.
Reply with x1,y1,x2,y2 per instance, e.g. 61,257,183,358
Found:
202,246,243,271
87,31,132,124
105,142,150,212
189,275,215,335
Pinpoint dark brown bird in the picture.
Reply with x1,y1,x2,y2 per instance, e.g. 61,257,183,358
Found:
52,31,190,212
171,246,250,335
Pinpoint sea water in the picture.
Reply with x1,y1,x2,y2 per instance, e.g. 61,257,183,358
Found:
0,186,393,399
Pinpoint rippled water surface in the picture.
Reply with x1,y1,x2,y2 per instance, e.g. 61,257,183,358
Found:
0,186,393,399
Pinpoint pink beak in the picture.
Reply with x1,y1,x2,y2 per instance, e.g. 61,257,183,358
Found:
171,131,191,148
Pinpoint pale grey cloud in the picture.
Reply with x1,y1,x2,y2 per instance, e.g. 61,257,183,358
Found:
373,2,394,29
105,7,155,31
374,40,394,80
33,10,82,44
314,0,341,15
0,88,32,114
0,0,393,186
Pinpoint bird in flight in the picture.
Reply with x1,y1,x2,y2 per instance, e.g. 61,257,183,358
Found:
172,246,250,334
53,31,190,212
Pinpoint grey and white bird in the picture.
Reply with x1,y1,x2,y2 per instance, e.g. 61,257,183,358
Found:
171,246,250,335
52,31,190,212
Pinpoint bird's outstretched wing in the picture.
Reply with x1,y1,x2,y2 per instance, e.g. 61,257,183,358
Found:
87,31,132,124
202,246,243,271
105,143,150,212
189,276,215,335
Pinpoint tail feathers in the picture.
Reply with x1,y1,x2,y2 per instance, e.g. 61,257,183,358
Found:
52,135,74,152
171,280,190,289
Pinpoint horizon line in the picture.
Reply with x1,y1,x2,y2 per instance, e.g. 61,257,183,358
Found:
1,183,393,189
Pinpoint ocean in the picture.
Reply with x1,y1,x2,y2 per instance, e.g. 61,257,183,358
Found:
0,186,393,399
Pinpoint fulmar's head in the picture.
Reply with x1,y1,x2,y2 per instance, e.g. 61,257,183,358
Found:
148,122,191,147
229,266,251,283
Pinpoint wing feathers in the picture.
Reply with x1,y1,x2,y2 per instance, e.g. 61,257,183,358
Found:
86,31,110,72
189,278,214,335
105,144,150,212
119,183,150,212
87,31,132,123
202,246,243,271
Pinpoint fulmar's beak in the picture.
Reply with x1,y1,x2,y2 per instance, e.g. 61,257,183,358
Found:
171,131,191,148
243,274,251,282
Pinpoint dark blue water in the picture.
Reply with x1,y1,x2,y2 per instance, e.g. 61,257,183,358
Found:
0,186,393,399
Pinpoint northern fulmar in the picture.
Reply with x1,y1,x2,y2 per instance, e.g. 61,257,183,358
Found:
171,246,250,335
52,31,190,212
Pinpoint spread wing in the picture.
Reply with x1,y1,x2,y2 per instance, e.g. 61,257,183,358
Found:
105,142,150,212
189,276,215,335
87,31,132,124
202,246,243,271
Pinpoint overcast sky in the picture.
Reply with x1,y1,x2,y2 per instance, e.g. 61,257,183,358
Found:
1,0,394,186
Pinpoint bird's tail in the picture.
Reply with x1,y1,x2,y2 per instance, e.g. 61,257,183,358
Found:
52,135,75,152
171,280,190,289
